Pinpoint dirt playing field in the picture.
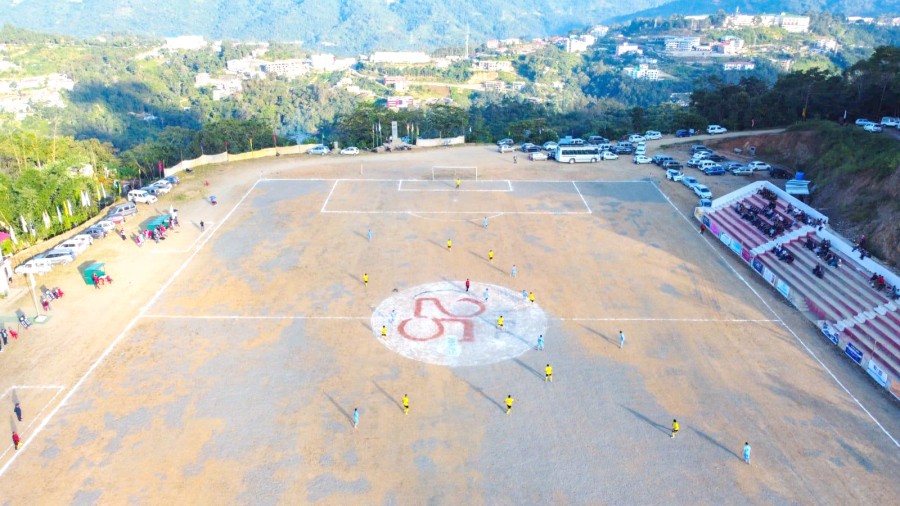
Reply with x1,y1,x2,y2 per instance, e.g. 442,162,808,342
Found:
1,137,898,504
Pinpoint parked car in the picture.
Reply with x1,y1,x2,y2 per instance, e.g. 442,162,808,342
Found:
55,239,89,256
707,125,727,135
633,154,652,164
724,161,744,171
675,129,692,137
747,161,771,171
691,145,712,154
731,166,754,176
698,160,718,171
666,169,684,181
601,151,619,160
340,146,360,155
543,141,558,151
644,130,662,140
613,145,633,155
521,143,542,152
880,116,899,127
529,152,548,161
307,145,330,155
69,234,94,248
108,202,137,217
707,154,729,162
634,147,646,157
127,189,157,204
686,158,704,169
34,249,76,265
14,258,53,275
499,144,515,153
693,184,713,199
497,138,514,146
863,123,883,133
141,186,163,197
95,220,118,232
559,138,585,145
652,155,674,166
85,225,109,239
628,134,646,143
151,180,172,193
703,165,726,176
662,161,683,171
587,136,608,145
681,176,699,189
770,167,793,179
165,175,180,185
855,118,872,126
104,214,126,225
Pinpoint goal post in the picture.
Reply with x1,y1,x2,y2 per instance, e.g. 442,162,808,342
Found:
432,166,478,181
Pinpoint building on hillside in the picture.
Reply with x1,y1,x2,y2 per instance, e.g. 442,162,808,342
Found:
564,34,596,53
779,14,810,33
263,59,309,78
308,54,357,72
473,60,513,72
371,52,430,64
616,43,642,56
226,58,265,78
771,58,794,71
625,64,660,81
847,16,875,23
386,96,414,110
164,36,207,51
501,38,522,46
485,39,500,50
664,36,701,52
483,81,505,92
590,25,610,37
195,73,243,100
383,76,410,92
723,61,756,71
814,39,839,52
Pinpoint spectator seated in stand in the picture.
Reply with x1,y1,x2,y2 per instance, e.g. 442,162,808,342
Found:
813,264,825,279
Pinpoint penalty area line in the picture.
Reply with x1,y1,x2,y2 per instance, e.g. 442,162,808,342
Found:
559,317,779,323
142,314,369,320
572,182,592,214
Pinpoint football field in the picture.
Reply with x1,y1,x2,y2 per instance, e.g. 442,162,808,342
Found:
2,166,898,504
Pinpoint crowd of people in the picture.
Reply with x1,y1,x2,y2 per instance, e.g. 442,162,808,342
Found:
869,273,900,300
133,215,178,247
804,237,843,269
734,200,792,238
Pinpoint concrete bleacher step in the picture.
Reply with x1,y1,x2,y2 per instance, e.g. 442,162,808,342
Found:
712,210,762,249
757,253,847,320
783,242,879,315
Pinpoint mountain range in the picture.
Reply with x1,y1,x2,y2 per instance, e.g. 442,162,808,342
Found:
0,0,895,52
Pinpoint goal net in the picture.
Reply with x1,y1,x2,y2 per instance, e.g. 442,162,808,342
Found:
432,166,478,181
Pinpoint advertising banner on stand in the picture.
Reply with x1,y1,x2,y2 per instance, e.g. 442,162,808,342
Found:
821,322,839,346
866,359,889,387
845,342,863,364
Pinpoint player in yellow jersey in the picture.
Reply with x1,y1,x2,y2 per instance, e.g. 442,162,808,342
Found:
545,364,553,382
363,273,368,286
505,394,514,414
402,394,409,415
456,177,461,189
528,291,535,304
447,239,452,251
497,315,504,329
381,325,387,339
671,419,679,438
488,249,494,263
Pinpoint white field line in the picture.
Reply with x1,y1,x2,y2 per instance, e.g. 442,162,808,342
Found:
320,180,339,213
572,182,593,214
561,317,779,323
651,181,899,449
140,314,776,324
397,179,513,192
260,177,654,184
0,385,65,461
322,210,592,215
0,178,265,478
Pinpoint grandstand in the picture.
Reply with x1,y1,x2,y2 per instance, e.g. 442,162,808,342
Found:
697,181,900,398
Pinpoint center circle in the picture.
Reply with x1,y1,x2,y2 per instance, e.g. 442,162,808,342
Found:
372,281,548,367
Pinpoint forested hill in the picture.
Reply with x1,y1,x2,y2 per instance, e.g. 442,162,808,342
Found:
610,0,893,23
1,0,892,52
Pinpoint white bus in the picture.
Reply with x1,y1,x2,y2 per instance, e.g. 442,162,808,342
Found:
555,145,601,164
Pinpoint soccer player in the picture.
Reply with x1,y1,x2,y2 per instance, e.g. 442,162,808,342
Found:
511,264,517,277
484,288,489,302
545,364,553,382
12,431,20,450
537,334,544,351
389,309,397,324
367,229,373,242
505,395,514,414
402,394,410,415
522,289,528,301
482,216,488,229
353,408,360,429
619,330,625,349
743,442,751,464
465,278,470,292
497,315,504,329
381,325,387,339
671,419,679,438
456,178,461,189
363,273,368,287
488,250,494,263
528,292,535,304
447,239,452,251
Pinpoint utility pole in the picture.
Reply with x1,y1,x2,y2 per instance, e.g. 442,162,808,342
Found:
465,23,470,60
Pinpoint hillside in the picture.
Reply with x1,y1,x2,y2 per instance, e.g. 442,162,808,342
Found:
1,0,894,52
709,122,900,268
611,0,894,22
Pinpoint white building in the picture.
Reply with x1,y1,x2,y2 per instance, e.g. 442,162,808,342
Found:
565,34,596,53
814,39,839,52
616,43,642,56
164,36,207,51
779,14,810,33
626,64,660,81
723,61,756,71
473,60,513,72
590,25,610,37
724,13,809,33
194,73,243,100
665,36,702,52
263,59,309,78
371,52,430,64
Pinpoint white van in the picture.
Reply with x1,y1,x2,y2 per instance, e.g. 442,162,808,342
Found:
698,160,717,171
109,202,138,217
128,189,158,204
